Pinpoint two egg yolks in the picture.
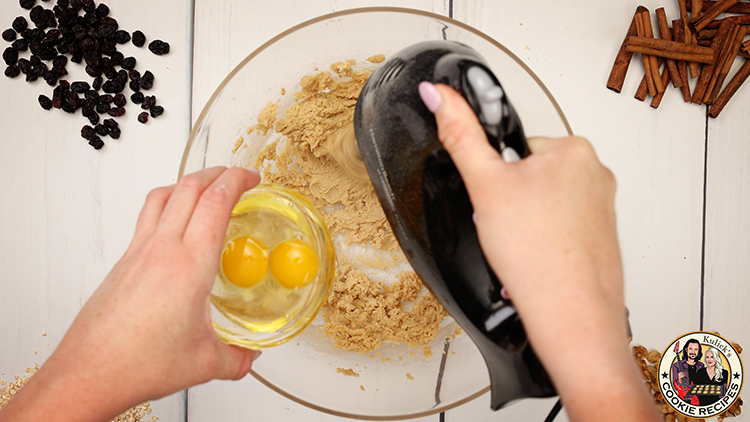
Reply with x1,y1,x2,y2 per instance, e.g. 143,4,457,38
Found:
221,237,319,289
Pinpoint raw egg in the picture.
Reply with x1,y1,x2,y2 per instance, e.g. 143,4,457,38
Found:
271,239,319,289
221,236,270,287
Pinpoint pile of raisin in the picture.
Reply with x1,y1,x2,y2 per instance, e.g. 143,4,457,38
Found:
2,0,172,150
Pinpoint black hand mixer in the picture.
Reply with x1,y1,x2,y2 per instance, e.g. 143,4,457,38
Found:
351,40,556,410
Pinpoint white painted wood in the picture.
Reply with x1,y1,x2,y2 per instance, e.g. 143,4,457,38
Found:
0,0,191,420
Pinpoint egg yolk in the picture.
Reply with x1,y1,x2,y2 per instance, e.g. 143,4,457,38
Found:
270,240,319,289
221,236,269,288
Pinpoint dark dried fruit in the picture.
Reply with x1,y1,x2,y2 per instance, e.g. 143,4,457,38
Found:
11,39,29,52
85,110,99,125
94,3,109,18
95,102,110,114
139,70,153,90
88,136,104,150
2,29,17,42
71,80,89,92
52,54,67,68
17,58,30,73
147,39,169,55
149,105,163,118
12,17,28,33
128,80,140,92
113,93,125,107
20,0,37,10
141,95,155,109
3,48,19,66
5,65,21,78
81,124,96,140
107,106,124,117
91,75,102,90
94,123,109,136
128,69,140,81
131,30,145,47
30,6,44,24
84,65,99,77
121,56,135,70
114,30,130,44
102,118,117,129
38,94,53,109
99,94,113,103
138,111,148,123
130,91,143,104
108,126,120,139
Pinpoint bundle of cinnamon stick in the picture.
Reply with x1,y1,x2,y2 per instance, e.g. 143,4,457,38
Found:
607,0,750,117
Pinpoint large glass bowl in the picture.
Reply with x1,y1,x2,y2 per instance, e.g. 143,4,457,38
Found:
180,7,571,420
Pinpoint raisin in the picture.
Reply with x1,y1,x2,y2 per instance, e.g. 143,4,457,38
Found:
141,95,155,109
88,136,104,150
113,93,125,107
5,65,21,78
102,118,117,129
81,125,96,140
131,30,145,47
29,6,44,24
148,39,169,55
71,81,89,92
3,48,19,66
20,0,37,10
57,0,69,7
92,75,102,90
81,0,94,12
85,110,99,125
130,91,143,104
138,112,148,123
95,102,110,114
128,69,140,81
128,80,140,92
42,29,61,43
65,91,80,108
83,89,97,102
97,17,117,38
139,70,153,90
85,65,99,77
61,100,75,113
99,94,113,103
108,126,120,139
37,94,53,109
2,29,16,42
107,106,125,117
12,39,29,52
52,54,67,68
114,30,130,44
121,56,135,70
150,105,163,118
94,3,109,18
17,58,30,73
12,17,28,33
94,123,109,136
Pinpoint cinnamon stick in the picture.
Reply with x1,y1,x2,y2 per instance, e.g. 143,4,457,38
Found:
692,0,704,17
656,8,683,87
704,15,750,29
707,58,750,117
703,24,740,103
672,20,693,102
691,0,742,33
742,39,750,56
693,20,734,104
706,26,748,103
624,42,715,63
678,0,702,78
686,0,750,14
636,11,658,96
634,77,650,101
639,11,665,93
607,5,649,93
651,65,672,108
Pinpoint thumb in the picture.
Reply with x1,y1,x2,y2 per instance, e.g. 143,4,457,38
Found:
214,344,262,381
418,82,505,194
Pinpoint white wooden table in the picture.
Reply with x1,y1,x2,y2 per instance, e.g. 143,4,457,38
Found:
1,1,748,421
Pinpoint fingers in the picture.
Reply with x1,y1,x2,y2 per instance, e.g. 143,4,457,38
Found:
183,167,261,251
214,345,262,381
419,82,505,197
130,184,175,249
156,167,229,236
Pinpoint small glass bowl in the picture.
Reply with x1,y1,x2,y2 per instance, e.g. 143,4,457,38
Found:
210,184,336,349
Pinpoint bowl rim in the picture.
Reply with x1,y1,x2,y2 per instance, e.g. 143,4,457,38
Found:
180,6,572,419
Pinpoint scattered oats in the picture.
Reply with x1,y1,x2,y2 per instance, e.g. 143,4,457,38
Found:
406,373,415,380
359,385,365,391
41,333,47,337
366,54,386,64
280,88,286,96
336,368,360,377
232,136,244,154
422,345,433,359
380,357,392,362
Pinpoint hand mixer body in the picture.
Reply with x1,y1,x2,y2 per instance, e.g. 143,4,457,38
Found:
353,40,556,410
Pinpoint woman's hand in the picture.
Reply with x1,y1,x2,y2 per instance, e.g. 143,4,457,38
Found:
0,167,262,422
418,82,660,422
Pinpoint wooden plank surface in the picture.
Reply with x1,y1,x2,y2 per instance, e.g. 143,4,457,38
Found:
0,0,192,420
1,0,748,421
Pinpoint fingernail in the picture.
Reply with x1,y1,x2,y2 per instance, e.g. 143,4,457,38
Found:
418,81,442,113
501,287,510,300
248,169,260,175
472,212,477,225
252,351,262,361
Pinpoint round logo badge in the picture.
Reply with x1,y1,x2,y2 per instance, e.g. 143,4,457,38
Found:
658,332,743,419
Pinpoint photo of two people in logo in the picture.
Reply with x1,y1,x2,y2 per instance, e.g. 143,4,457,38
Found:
672,338,730,406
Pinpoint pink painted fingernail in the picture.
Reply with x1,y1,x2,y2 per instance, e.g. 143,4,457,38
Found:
501,287,510,300
472,212,477,224
418,81,442,113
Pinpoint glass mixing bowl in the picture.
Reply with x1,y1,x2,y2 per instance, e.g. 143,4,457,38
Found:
180,7,571,420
